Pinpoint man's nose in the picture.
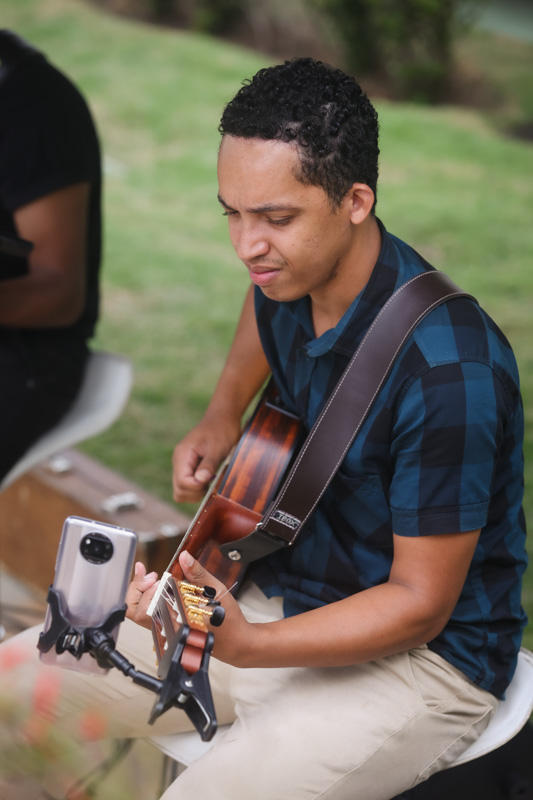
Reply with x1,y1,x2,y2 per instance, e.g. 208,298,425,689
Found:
234,222,269,262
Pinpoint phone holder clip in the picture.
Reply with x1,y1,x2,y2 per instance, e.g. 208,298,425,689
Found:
37,586,218,741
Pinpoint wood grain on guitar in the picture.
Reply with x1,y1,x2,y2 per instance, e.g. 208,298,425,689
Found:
176,387,301,587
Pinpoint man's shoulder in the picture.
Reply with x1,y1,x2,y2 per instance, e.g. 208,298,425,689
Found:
409,295,520,390
0,53,100,212
374,227,517,381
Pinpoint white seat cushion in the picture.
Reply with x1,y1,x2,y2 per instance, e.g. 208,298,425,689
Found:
150,724,231,767
453,648,533,766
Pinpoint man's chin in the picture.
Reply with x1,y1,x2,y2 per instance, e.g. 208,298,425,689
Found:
258,284,304,303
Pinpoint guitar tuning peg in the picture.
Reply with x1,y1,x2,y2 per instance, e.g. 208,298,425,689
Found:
203,585,217,599
208,605,225,627
179,580,204,594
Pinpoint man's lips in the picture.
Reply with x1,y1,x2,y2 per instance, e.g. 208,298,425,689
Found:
247,265,281,287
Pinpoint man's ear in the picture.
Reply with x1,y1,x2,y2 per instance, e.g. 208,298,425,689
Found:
345,183,375,224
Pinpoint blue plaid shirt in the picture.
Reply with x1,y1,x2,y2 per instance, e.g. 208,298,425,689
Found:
248,220,528,698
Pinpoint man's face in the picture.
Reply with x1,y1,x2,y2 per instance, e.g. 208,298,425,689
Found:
217,135,358,306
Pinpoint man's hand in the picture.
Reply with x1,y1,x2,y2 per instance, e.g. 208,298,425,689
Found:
178,551,255,666
172,414,241,504
125,562,159,629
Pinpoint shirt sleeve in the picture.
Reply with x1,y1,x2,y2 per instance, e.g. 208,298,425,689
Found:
0,63,97,213
389,359,509,536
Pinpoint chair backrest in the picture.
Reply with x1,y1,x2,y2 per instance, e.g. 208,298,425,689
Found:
0,350,133,491
453,647,533,767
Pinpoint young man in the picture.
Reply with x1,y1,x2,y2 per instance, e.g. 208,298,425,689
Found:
1,58,527,800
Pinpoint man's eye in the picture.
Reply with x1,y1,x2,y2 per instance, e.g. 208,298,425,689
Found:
269,217,293,226
221,210,237,217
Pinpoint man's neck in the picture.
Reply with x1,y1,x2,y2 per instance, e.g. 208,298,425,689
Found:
311,214,381,338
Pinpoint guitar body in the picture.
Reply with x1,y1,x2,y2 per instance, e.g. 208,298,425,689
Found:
168,384,303,589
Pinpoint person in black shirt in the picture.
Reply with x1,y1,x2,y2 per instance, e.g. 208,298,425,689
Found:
0,30,102,481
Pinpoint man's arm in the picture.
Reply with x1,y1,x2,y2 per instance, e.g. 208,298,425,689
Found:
127,527,480,665
0,182,89,327
172,285,270,503
183,528,480,667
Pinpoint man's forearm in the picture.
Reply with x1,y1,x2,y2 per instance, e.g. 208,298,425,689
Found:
187,530,481,669
0,267,84,327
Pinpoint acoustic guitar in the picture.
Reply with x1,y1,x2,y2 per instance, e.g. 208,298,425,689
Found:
147,383,302,736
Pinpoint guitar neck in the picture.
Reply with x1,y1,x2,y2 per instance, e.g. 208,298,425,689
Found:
165,452,232,575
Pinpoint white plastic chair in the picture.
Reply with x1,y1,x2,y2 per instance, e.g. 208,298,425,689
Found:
149,648,533,791
0,349,133,491
0,349,133,638
452,647,533,766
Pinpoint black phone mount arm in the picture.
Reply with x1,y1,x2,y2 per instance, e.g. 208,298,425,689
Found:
37,586,218,742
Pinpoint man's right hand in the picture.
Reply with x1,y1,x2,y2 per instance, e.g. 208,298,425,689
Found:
172,414,241,504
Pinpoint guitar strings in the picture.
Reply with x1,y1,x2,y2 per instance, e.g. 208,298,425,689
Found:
215,581,238,602
160,581,180,614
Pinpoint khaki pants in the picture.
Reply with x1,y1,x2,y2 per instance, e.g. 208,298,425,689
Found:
0,582,498,800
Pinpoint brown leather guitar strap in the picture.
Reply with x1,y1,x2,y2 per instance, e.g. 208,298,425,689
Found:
220,271,475,564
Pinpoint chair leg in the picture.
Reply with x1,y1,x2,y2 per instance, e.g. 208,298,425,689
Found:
158,753,186,793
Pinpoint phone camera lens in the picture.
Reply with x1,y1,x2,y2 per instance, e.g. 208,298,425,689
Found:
80,532,114,564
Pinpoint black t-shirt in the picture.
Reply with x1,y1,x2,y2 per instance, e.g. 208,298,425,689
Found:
0,31,102,340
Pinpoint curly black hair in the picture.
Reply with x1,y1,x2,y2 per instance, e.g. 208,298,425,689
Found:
219,58,380,209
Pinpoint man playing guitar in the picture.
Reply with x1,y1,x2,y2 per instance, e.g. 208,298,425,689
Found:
126,58,527,799
2,58,527,800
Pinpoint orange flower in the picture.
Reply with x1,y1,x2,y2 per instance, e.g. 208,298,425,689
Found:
78,709,108,741
0,642,33,672
20,669,63,745
32,669,63,720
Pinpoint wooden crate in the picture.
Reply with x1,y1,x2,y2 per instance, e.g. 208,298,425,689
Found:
0,449,190,594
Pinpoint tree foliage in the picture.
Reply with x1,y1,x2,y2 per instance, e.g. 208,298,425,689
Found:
138,0,481,103
311,0,481,102
141,0,246,33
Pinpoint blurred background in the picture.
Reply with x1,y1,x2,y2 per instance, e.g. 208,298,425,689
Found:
0,0,531,795
2,0,532,610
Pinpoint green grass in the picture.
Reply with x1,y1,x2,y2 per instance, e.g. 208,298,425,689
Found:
3,0,533,648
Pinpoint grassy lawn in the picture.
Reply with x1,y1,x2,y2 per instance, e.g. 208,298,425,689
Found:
3,0,533,648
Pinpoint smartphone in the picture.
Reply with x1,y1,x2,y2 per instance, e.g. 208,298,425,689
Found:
39,516,138,675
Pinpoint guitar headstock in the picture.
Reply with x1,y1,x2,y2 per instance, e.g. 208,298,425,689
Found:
147,575,224,740
177,580,226,628
149,574,225,671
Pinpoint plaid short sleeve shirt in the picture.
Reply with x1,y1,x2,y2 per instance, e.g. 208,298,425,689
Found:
248,220,528,698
